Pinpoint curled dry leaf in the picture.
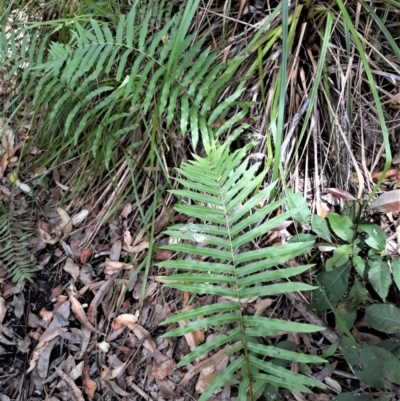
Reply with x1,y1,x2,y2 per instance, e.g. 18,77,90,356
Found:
368,190,400,213
56,207,72,237
0,297,6,324
104,258,133,275
80,248,92,264
37,224,59,245
123,230,149,253
327,188,356,201
112,314,138,330
63,258,80,281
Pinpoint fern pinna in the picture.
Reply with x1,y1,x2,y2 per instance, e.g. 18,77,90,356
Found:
156,144,325,400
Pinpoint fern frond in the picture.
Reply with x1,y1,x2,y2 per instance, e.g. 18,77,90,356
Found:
157,145,325,400
0,208,35,283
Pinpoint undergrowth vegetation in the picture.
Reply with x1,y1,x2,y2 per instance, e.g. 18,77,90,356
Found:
1,0,400,399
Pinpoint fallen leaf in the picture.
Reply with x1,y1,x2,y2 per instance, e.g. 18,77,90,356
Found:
54,367,85,401
112,314,138,330
372,169,399,180
83,353,97,398
104,258,133,275
80,248,92,264
150,359,175,381
71,210,89,226
327,188,356,201
50,284,63,300
368,190,400,212
39,308,53,324
0,297,6,323
38,337,58,378
389,91,400,108
109,240,122,261
87,278,115,324
155,379,178,397
69,296,101,333
56,207,72,237
63,258,80,281
120,203,132,219
154,249,173,261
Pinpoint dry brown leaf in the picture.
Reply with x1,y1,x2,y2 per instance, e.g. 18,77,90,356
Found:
108,380,131,396
83,353,97,398
133,325,157,352
368,190,400,212
122,230,149,253
38,225,59,245
71,210,89,226
53,295,69,314
87,278,115,324
63,258,80,281
324,377,342,393
389,91,400,108
38,336,58,378
38,220,50,233
112,314,138,330
372,169,399,180
104,258,133,275
39,308,53,324
80,248,92,264
120,203,132,219
1,143,23,178
109,239,122,261
3,281,25,298
254,298,275,316
54,367,85,401
154,249,173,261
327,188,356,201
27,330,61,373
179,345,232,388
150,359,175,381
69,295,101,334
155,379,178,398
56,207,73,237
101,356,128,380
0,297,6,323
50,284,63,300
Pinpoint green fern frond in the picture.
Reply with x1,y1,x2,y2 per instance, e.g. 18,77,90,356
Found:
1,2,251,171
157,145,325,400
0,208,35,283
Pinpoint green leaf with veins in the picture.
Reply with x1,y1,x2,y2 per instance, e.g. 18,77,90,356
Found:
325,244,351,271
368,259,391,302
328,213,353,242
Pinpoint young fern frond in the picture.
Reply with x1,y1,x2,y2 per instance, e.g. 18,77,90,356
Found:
157,144,325,400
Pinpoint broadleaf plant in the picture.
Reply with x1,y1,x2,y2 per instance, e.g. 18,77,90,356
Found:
156,143,325,400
